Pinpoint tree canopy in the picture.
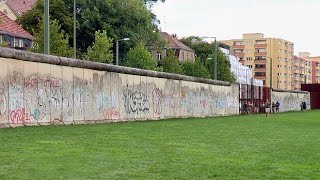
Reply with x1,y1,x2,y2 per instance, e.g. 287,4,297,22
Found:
161,50,184,74
18,0,164,59
83,30,113,63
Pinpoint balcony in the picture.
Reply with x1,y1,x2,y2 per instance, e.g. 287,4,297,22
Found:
254,52,267,56
232,45,245,49
254,44,267,48
254,75,266,79
234,52,245,57
293,69,300,73
254,68,267,72
254,60,267,64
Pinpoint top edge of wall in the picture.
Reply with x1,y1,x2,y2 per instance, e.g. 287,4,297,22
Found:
272,88,309,94
0,48,231,86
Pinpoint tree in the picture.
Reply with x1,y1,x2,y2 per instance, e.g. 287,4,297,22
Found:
182,58,210,79
32,18,72,57
180,36,236,82
161,50,184,74
206,50,236,82
124,43,161,71
84,30,113,63
18,0,164,59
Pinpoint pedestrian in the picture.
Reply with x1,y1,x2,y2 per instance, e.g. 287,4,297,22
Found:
275,101,280,113
265,100,271,117
272,102,275,114
302,102,307,112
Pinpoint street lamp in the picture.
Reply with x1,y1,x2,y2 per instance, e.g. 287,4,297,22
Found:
44,0,49,54
116,38,130,65
201,36,217,80
73,0,76,58
264,56,273,100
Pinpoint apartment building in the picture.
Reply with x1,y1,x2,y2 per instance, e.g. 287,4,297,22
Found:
298,52,320,85
292,56,313,90
221,33,294,90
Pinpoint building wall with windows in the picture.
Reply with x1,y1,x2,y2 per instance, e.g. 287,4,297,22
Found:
221,33,294,90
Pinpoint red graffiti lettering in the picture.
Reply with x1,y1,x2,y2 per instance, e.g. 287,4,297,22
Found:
10,108,31,124
101,107,119,120
24,78,39,89
43,79,60,88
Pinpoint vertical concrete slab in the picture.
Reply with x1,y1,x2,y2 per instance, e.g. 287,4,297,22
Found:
157,78,167,119
147,76,159,120
110,73,121,122
133,75,145,120
83,69,94,122
118,74,134,121
0,58,8,126
181,80,197,117
50,65,63,124
194,82,201,118
23,61,39,125
37,63,51,125
62,66,74,124
199,83,209,117
73,67,84,123
162,79,181,118
140,76,149,120
92,70,104,122
8,59,25,126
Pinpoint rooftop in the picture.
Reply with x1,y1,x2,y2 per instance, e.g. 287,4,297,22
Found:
160,32,194,52
0,11,32,39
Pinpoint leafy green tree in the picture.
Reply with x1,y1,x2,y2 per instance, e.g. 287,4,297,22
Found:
206,50,236,82
32,18,72,57
180,36,236,82
161,50,184,74
84,30,113,63
124,43,161,71
18,0,164,59
182,58,210,78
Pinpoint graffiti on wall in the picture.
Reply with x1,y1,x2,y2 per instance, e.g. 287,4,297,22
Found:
123,85,150,115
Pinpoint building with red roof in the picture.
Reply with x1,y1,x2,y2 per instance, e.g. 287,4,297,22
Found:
0,0,37,20
149,32,195,63
0,11,32,49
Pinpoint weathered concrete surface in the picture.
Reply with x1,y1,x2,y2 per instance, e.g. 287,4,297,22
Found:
0,52,240,127
271,90,311,112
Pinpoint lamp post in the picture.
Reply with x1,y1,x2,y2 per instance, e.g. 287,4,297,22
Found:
44,0,49,54
201,36,217,80
73,0,76,58
116,38,130,66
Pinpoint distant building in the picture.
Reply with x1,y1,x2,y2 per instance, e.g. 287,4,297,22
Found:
292,56,313,90
0,0,37,20
0,11,32,49
150,32,195,63
221,33,294,90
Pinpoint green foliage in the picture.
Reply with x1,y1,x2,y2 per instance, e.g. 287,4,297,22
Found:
84,30,113,63
32,18,72,57
18,0,164,59
124,43,161,71
182,58,210,78
180,37,236,82
161,50,184,74
206,49,236,82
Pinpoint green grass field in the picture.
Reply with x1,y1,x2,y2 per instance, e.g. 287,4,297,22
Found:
1,111,320,179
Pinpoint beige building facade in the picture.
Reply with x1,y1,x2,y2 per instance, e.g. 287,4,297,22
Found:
221,33,294,90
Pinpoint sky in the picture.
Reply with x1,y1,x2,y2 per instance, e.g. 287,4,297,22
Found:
152,0,320,56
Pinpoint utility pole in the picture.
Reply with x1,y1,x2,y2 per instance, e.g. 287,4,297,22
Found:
73,0,76,59
44,0,49,54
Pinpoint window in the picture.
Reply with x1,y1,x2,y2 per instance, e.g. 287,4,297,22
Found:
234,41,244,46
255,40,266,44
247,41,253,46
255,72,266,76
246,57,253,61
278,49,282,53
12,38,19,47
247,65,253,68
247,49,252,54
255,64,266,69
157,53,162,61
18,39,24,48
0,35,2,44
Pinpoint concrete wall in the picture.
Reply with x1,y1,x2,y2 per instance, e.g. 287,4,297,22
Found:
0,48,239,127
271,89,310,112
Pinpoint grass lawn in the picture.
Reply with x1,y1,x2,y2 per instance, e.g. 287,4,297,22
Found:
1,111,320,179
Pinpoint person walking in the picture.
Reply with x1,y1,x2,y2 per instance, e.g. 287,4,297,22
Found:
265,100,271,117
275,101,280,113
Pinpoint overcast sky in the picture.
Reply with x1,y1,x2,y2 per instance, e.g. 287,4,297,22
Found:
152,0,320,56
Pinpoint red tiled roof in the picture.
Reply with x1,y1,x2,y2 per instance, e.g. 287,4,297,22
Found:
160,32,194,52
6,0,37,15
0,11,32,39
